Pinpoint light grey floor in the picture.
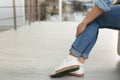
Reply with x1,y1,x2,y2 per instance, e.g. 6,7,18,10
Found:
0,22,120,80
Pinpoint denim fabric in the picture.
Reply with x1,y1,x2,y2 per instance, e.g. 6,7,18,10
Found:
95,0,114,12
97,5,120,29
70,5,120,59
70,20,99,59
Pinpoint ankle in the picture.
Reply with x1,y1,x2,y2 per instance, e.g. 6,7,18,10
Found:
69,53,75,57
69,54,85,64
78,57,85,64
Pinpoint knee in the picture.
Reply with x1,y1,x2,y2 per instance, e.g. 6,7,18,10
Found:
84,20,99,34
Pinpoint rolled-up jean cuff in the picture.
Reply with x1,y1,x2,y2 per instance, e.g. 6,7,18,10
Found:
82,53,89,59
70,48,89,59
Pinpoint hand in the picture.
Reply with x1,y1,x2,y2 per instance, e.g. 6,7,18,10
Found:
76,22,87,37
75,5,103,37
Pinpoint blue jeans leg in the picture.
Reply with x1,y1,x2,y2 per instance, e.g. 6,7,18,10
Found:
81,31,98,58
70,20,99,59
97,5,120,29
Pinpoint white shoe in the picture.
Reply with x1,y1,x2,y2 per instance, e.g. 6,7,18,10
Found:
68,62,84,77
50,55,80,78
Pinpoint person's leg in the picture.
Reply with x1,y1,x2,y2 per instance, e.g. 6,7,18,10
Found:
68,5,120,77
97,5,120,30
51,20,100,78
78,32,98,63
70,20,99,60
71,5,120,64
65,20,99,77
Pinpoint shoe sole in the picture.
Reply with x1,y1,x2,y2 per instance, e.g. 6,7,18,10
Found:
50,65,79,78
67,73,84,77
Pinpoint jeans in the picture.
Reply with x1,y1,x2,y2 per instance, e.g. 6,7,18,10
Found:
70,5,120,59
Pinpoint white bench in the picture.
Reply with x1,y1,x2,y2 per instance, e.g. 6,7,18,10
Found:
118,31,120,56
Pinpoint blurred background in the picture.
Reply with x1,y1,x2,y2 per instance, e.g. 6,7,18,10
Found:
0,0,94,31
0,0,25,31
62,0,93,21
